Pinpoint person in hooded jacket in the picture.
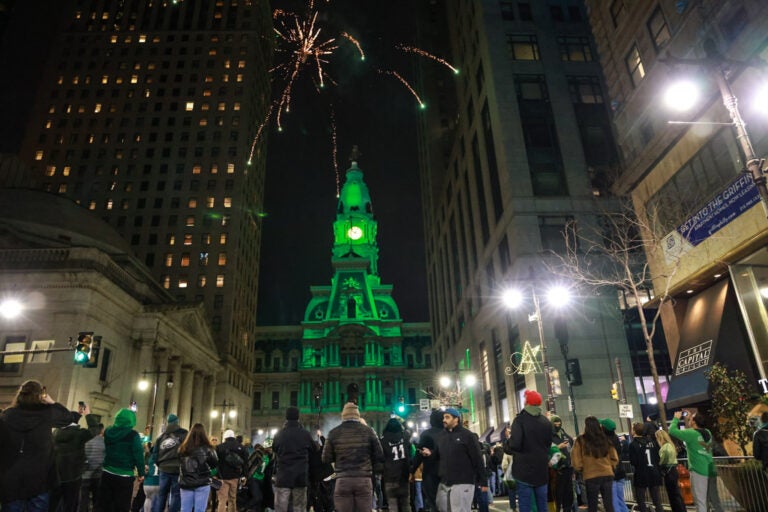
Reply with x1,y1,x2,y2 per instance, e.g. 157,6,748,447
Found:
271,406,317,512
178,423,218,512
151,414,188,512
98,408,146,512
411,409,444,512
380,418,412,512
550,415,574,512
0,380,81,512
51,402,100,512
628,423,663,512
215,429,248,512
503,390,552,512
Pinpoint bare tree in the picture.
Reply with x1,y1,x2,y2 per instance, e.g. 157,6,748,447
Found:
548,198,689,429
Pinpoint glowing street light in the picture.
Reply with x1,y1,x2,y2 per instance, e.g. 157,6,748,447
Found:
0,298,23,319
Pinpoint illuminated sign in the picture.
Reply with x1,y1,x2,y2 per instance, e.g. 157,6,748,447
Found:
675,340,713,375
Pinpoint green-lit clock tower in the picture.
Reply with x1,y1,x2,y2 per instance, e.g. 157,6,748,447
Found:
252,153,433,438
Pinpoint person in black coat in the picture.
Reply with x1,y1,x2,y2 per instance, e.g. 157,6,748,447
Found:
51,402,100,512
215,429,249,512
380,418,412,512
412,409,444,512
628,422,663,512
0,380,81,512
272,406,317,512
504,390,552,512
551,415,574,512
178,424,218,512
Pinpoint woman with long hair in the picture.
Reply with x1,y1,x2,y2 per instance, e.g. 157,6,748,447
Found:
0,380,80,512
655,430,686,512
178,423,218,512
571,416,617,512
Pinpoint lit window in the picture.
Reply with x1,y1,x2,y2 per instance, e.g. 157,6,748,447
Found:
57,184,67,193
198,275,207,287
162,275,170,288
185,102,194,111
180,253,191,266
110,35,118,43
202,233,212,245
139,34,147,43
221,215,230,226
237,60,246,69
88,201,96,210
210,164,218,174
233,102,241,111
165,253,174,267
35,150,44,160
188,198,198,208
216,274,225,287
205,75,214,83
62,166,71,176
206,197,215,207
220,233,227,244
106,199,113,210
186,216,195,227
227,163,235,174
201,103,210,111
102,75,109,84
73,76,79,85
199,118,208,126
45,120,52,129
200,252,209,265
222,74,230,82
203,89,212,97
218,102,226,111
131,75,138,84
625,44,645,87
193,165,202,174
178,277,188,288
45,165,56,176
218,253,227,266
184,234,193,245
167,234,176,245
223,197,232,208
236,74,243,83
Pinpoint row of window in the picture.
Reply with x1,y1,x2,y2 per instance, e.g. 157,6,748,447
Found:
499,1,584,23
164,252,228,267
63,31,249,48
48,100,243,114
35,144,241,161
161,274,226,289
44,114,242,131
252,390,298,411
507,34,593,62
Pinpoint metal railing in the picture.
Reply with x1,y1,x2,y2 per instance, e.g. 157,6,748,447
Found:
621,457,768,511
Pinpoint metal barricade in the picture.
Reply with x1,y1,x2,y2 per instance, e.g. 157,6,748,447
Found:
621,457,768,511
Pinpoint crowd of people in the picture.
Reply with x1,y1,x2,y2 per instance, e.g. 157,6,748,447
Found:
2,379,768,512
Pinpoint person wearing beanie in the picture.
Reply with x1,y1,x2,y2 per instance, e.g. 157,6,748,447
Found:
322,401,384,512
550,415,575,512
503,389,552,512
598,419,629,512
419,408,487,512
380,418,412,512
272,407,317,512
151,414,188,512
215,428,248,512
571,416,618,512
412,409,446,512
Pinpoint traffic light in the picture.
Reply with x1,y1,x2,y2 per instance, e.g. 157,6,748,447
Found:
610,382,619,400
74,333,93,365
566,358,582,386
396,396,406,416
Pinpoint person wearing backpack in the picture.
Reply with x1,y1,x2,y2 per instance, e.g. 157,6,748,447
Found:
380,418,412,512
151,414,188,512
669,411,723,512
215,430,248,512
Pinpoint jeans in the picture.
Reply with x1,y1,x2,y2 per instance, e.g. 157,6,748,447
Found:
143,486,159,512
179,486,211,512
51,478,82,512
422,472,440,512
611,480,628,512
334,477,372,512
661,467,686,512
507,484,518,510
152,472,181,512
384,482,410,512
3,492,50,512
584,476,613,512
435,482,475,512
274,487,307,512
516,481,547,512
474,486,489,512
633,485,663,512
689,471,723,512
414,481,424,511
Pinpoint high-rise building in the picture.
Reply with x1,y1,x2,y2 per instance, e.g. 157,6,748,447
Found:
584,0,768,405
416,0,640,434
16,0,273,433
253,157,433,439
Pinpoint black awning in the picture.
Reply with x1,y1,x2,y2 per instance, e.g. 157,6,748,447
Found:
478,426,494,443
665,280,757,408
490,422,509,443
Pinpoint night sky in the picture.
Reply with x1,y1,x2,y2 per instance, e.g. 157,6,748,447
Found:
256,0,430,325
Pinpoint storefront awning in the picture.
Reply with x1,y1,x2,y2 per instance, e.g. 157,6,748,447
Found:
489,422,509,443
478,426,494,443
666,280,757,408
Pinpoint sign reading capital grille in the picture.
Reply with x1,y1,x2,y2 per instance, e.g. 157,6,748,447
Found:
675,340,713,375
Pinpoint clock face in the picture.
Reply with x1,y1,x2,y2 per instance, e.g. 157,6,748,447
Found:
347,226,363,240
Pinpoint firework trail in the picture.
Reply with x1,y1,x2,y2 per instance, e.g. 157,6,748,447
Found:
396,44,459,74
378,70,425,109
341,32,365,61
331,107,340,197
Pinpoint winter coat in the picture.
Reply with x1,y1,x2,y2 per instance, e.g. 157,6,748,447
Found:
504,405,553,486
412,409,444,476
272,420,316,487
435,425,486,487
216,437,249,479
753,424,768,470
82,435,105,479
552,426,574,468
629,436,662,487
0,402,79,503
308,439,334,482
380,419,412,484
53,414,99,482
322,419,384,479
571,437,618,481
152,423,188,474
103,408,145,478
179,446,218,489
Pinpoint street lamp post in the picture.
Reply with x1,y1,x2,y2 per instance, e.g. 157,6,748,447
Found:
138,368,175,440
438,371,477,422
210,400,237,438
662,38,768,217
503,284,571,415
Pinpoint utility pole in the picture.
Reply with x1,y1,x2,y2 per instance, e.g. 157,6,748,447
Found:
615,357,631,433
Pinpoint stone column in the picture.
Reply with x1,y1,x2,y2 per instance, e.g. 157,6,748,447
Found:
165,356,181,419
190,370,205,426
177,365,194,429
203,373,217,435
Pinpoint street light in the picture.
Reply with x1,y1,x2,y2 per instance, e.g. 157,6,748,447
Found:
0,298,23,319
211,400,237,437
137,368,175,440
502,284,572,414
438,371,477,411
662,38,768,217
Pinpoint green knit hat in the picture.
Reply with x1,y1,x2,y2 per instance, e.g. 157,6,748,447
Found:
599,418,616,432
